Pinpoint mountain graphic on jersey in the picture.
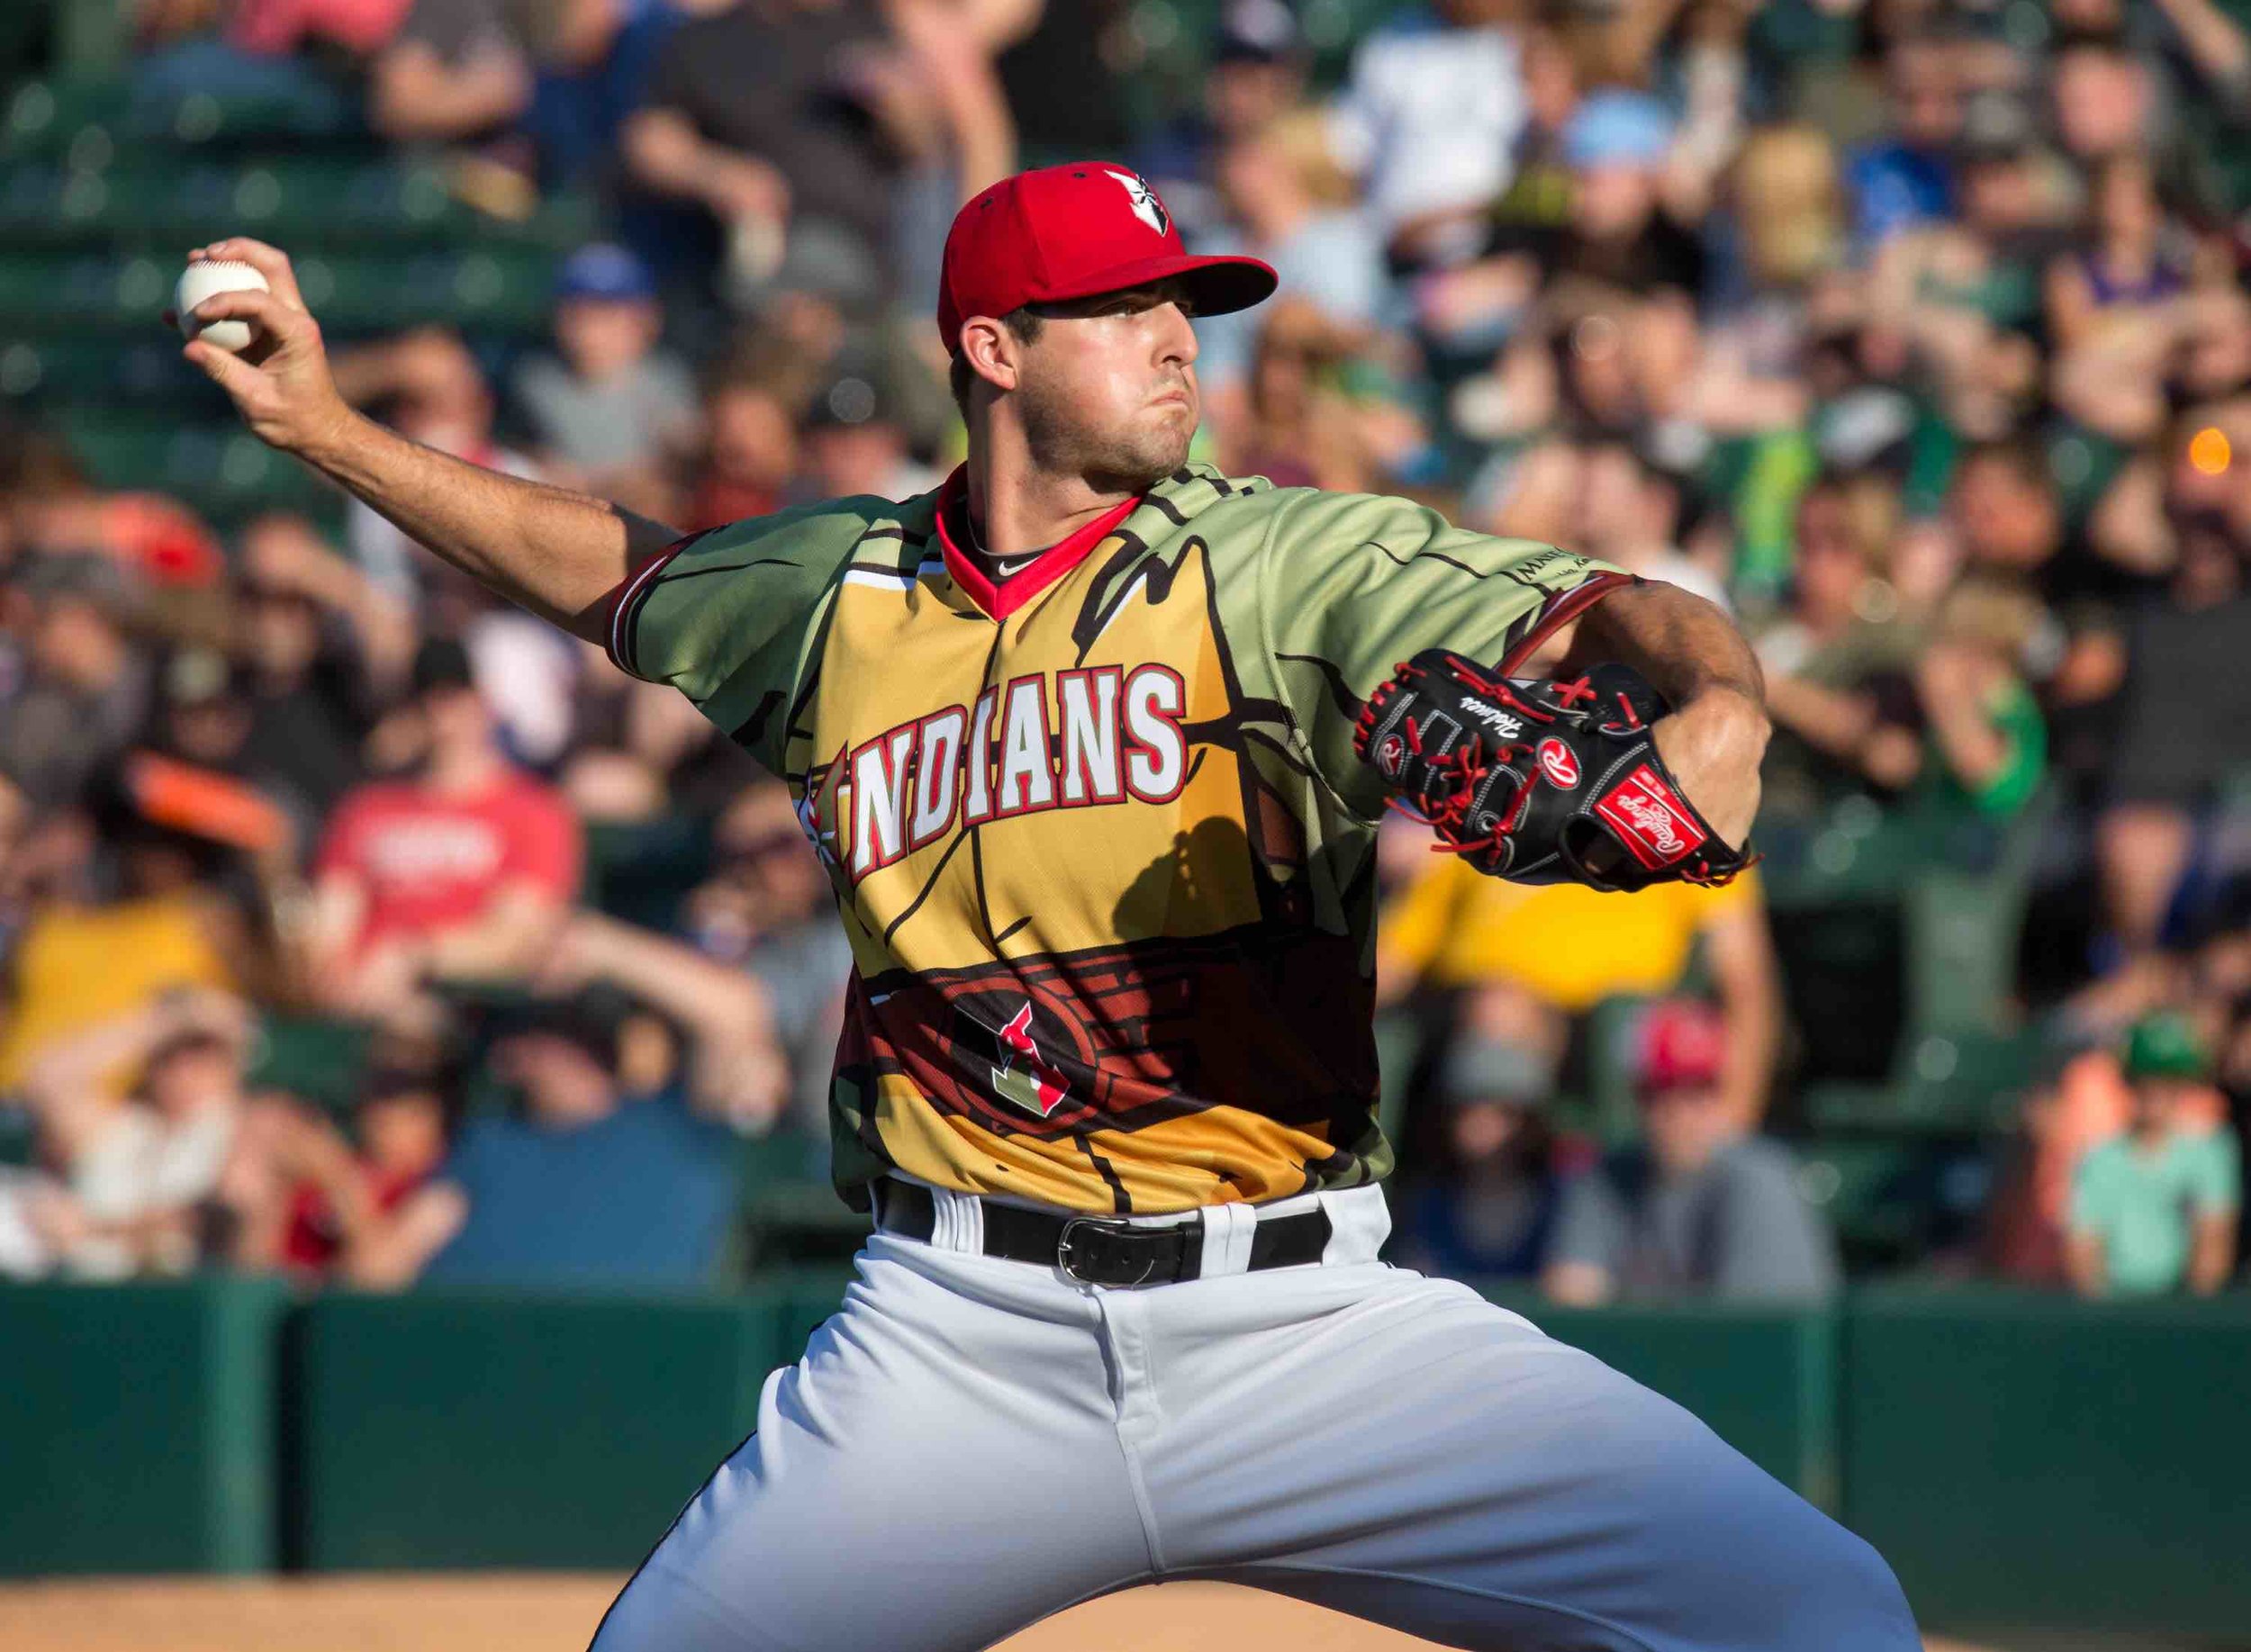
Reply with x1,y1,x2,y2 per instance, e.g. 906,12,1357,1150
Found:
608,461,1626,1214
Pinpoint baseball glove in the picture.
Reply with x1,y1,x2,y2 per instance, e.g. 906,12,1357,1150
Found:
1352,651,1757,891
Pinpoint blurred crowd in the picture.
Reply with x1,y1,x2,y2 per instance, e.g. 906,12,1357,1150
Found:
2,0,2247,1300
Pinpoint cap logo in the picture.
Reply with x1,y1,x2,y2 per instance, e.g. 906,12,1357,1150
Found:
1105,168,1171,237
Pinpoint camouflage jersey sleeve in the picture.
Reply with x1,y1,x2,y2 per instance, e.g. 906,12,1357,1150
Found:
604,499,895,774
1240,487,1632,823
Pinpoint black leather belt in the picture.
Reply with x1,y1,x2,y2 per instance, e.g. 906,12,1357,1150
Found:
874,1179,1332,1287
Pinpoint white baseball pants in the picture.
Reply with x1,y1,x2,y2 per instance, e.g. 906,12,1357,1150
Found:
590,1185,1917,1652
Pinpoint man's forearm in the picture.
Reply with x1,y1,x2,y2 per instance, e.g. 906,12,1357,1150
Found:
302,411,680,640
1566,578,1764,709
1566,579,1769,844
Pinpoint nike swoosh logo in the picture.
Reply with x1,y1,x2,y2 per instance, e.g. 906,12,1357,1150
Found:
992,554,1039,580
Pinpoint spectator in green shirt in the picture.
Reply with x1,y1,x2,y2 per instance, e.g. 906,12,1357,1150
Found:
2067,1013,2241,1298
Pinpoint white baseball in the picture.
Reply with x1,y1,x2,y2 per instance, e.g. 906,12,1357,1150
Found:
174,259,271,354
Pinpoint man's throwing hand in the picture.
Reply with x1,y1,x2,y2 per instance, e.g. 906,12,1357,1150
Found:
168,239,353,461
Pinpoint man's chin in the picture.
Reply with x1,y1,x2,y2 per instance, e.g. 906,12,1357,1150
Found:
1095,433,1195,494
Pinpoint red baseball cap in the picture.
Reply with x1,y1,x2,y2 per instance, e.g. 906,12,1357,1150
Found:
1635,1000,1728,1096
936,161,1278,351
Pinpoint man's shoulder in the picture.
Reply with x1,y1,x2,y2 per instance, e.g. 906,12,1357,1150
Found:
1713,1135,1806,1191
704,491,926,549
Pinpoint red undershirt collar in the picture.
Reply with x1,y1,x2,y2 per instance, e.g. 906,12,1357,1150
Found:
933,464,1144,622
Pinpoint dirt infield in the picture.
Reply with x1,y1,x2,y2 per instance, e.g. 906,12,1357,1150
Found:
0,1575,1442,1650
0,1575,2003,1650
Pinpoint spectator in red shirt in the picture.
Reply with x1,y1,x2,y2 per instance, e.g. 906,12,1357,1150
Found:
305,636,582,1025
263,1065,453,1286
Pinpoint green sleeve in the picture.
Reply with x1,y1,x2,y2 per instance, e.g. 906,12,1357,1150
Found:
1967,677,2047,817
1240,487,1631,822
2069,1145,2121,1235
2191,1131,2242,1216
606,501,886,773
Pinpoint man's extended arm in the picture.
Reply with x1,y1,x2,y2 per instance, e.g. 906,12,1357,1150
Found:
1562,579,1769,848
176,239,681,640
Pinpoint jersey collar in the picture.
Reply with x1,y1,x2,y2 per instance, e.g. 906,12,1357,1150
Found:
933,464,1144,622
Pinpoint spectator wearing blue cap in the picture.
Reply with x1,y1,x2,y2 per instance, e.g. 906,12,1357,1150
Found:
508,243,699,490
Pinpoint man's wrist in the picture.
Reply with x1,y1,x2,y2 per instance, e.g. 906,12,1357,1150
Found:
294,402,368,472
1673,685,1770,755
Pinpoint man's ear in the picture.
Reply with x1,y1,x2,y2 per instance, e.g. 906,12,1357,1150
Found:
960,316,1020,397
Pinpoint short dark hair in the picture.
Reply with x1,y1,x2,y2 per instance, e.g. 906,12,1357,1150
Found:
948,307,1045,420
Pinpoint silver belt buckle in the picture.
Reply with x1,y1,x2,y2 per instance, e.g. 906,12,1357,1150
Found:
1055,1216,1162,1286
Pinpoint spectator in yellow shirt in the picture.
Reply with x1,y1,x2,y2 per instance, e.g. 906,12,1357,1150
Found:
0,814,236,1096
1377,838,1782,1128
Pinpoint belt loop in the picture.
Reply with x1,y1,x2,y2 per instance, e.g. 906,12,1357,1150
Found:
930,1186,985,1254
1315,1185,1391,1265
1198,1202,1257,1278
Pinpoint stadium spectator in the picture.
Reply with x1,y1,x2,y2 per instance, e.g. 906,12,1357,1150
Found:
231,512,409,821
1196,110,1387,423
13,988,256,1278
366,0,535,147
791,352,946,505
304,637,581,1025
622,0,909,313
382,990,745,1287
1328,0,1531,260
250,1063,455,1284
2066,1012,2241,1296
683,779,849,1130
1844,37,1961,251
0,555,150,814
511,243,700,489
1542,1000,1840,1306
531,907,786,1130
686,377,801,529
1379,860,1782,1133
0,810,237,1095
1389,993,1581,1282
1133,0,1315,249
2095,402,2251,954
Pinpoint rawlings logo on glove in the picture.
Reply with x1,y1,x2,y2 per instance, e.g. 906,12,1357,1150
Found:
1351,650,1758,892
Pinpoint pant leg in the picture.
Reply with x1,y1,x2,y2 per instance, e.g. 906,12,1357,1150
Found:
1139,1265,1918,1652
592,1236,1154,1652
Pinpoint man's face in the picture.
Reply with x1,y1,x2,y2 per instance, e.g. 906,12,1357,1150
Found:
556,295,661,379
419,682,491,755
500,1033,614,1125
2054,50,2147,162
1949,457,2057,567
31,597,122,689
1888,47,1960,150
1641,1083,1732,1173
2129,1075,2198,1135
147,1041,238,1119
360,1089,446,1176
1794,491,1869,623
1008,278,1202,494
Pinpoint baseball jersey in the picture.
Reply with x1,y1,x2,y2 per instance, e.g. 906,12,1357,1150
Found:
610,462,1627,1214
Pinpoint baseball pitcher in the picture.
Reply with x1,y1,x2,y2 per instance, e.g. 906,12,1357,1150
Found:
185,161,1915,1651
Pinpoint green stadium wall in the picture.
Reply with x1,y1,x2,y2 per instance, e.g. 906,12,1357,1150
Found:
6,1274,2251,1635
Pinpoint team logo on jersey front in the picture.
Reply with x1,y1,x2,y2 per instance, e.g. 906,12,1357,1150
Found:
991,1001,1071,1117
1107,169,1171,237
